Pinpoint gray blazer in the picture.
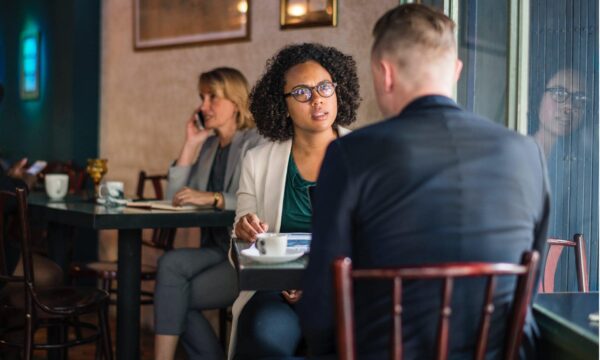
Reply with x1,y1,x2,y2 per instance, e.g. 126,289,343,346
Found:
166,128,264,210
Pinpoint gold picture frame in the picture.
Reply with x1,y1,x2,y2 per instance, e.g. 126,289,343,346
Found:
134,0,250,49
280,0,337,29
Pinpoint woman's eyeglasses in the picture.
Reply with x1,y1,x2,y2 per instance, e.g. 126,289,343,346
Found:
284,80,337,103
545,87,587,107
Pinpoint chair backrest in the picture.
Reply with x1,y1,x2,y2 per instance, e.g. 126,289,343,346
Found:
0,190,35,302
135,171,175,250
333,251,539,360
135,171,168,200
539,234,588,293
0,191,11,277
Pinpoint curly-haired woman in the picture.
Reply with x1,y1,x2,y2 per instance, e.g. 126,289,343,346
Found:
230,43,361,359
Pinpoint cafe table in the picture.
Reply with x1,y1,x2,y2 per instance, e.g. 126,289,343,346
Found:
533,292,599,360
28,193,235,360
232,238,307,290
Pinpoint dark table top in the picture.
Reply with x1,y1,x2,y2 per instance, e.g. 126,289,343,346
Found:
534,292,599,341
28,193,235,229
232,238,308,290
533,292,599,359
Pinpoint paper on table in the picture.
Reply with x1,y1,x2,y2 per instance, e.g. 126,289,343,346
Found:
286,233,311,253
125,200,209,211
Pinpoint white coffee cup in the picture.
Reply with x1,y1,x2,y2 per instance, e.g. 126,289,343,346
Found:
98,181,125,205
45,174,69,201
256,233,288,256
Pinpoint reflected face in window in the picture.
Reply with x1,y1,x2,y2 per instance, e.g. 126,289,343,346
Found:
539,69,585,137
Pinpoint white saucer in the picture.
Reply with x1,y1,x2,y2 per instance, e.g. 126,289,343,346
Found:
241,247,304,264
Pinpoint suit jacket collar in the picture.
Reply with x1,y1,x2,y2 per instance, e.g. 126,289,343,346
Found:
265,140,292,232
224,131,245,190
400,95,461,116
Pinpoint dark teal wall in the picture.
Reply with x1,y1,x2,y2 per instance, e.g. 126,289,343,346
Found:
0,0,101,268
0,0,100,167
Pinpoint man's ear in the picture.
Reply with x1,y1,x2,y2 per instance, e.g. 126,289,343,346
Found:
380,58,395,93
454,59,463,82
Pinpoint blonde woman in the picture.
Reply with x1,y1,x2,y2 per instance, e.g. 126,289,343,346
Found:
155,67,263,360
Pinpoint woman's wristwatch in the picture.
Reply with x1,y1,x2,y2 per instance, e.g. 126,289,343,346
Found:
212,192,222,208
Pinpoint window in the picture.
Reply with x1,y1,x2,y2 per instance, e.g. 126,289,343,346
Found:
410,0,599,291
527,0,598,291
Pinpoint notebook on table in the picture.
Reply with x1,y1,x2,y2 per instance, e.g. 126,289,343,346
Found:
125,200,209,211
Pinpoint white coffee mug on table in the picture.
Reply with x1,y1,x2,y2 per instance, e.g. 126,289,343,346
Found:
98,181,125,205
45,174,69,201
256,233,288,256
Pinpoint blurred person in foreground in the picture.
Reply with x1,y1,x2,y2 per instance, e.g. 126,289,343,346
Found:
299,4,549,359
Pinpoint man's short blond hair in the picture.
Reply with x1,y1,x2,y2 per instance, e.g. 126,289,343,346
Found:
372,4,456,72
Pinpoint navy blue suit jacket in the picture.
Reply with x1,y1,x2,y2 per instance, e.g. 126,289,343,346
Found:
298,96,550,359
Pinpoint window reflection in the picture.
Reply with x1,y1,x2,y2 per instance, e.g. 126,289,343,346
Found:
528,0,598,291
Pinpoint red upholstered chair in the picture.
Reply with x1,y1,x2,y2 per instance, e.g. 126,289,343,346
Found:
333,252,539,360
0,188,112,359
539,234,589,293
69,171,175,305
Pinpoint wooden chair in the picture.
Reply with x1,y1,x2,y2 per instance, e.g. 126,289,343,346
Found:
69,171,176,305
0,188,112,360
333,251,539,360
539,234,589,293
135,171,175,252
136,170,167,201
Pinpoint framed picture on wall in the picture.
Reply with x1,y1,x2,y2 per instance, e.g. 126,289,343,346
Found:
280,0,337,29
134,0,250,49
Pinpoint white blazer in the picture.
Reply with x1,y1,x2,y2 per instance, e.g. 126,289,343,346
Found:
227,127,351,358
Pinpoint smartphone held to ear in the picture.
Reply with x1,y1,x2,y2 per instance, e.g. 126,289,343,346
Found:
195,112,205,130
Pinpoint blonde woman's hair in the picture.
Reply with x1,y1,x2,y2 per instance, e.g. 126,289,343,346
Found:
199,67,255,130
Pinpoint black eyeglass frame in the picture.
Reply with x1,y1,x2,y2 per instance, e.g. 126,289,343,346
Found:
545,86,587,107
283,80,338,103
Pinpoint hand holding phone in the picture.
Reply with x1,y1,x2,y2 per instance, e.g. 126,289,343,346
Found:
26,160,47,176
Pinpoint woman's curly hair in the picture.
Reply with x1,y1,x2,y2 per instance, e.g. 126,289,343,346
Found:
250,43,361,141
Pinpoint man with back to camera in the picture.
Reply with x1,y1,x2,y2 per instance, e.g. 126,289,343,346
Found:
298,4,549,359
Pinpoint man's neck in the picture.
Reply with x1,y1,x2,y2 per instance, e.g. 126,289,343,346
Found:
390,87,453,117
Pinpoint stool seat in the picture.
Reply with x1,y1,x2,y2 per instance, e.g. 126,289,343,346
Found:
70,261,157,280
1,286,109,315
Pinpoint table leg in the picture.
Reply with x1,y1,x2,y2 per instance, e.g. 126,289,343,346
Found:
116,229,142,360
46,222,75,282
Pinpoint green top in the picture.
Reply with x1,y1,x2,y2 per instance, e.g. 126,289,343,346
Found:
280,153,316,233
